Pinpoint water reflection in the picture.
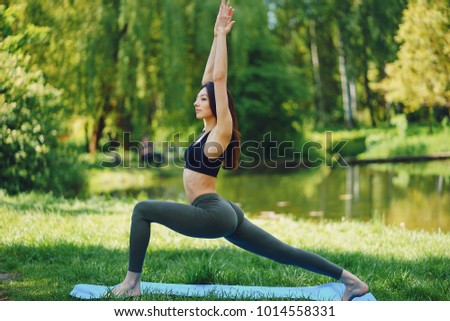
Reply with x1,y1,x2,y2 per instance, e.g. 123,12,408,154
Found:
216,161,450,233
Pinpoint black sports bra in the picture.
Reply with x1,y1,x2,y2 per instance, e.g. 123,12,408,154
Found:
184,131,224,177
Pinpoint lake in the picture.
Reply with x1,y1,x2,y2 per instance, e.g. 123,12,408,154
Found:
216,161,450,233
95,160,450,233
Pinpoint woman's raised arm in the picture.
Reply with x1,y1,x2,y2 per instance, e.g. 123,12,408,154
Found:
205,1,235,157
202,0,235,85
201,37,217,86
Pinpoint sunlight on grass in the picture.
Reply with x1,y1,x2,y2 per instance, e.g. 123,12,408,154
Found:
360,131,450,159
1,191,449,300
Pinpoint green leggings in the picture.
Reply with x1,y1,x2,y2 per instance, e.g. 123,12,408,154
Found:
128,193,343,280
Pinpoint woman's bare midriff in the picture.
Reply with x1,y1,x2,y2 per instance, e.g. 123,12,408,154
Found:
183,168,217,203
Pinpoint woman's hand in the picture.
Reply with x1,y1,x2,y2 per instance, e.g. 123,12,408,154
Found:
214,0,235,36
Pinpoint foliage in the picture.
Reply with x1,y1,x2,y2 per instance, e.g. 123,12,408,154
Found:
231,0,308,145
308,123,450,161
9,0,412,151
361,126,450,159
1,0,449,197
376,0,450,111
0,5,86,197
270,0,408,127
390,114,408,138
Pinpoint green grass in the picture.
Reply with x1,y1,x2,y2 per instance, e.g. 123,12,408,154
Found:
1,190,449,301
307,124,450,161
360,130,450,159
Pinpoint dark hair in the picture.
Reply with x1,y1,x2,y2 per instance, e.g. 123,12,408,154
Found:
204,82,240,170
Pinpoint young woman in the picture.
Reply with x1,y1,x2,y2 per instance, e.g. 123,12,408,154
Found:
113,0,368,301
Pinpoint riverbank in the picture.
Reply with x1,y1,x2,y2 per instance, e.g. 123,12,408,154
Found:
345,152,450,165
309,124,450,165
0,191,448,301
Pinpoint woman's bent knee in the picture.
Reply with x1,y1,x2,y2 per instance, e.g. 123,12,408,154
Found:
131,201,152,221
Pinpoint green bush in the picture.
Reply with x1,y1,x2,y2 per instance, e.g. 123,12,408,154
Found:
0,51,86,197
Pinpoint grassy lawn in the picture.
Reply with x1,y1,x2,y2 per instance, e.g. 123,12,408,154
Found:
1,190,449,301
307,124,450,161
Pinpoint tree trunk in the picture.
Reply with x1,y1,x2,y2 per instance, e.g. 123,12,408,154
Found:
87,2,126,155
337,28,353,129
349,76,357,125
309,19,325,125
428,106,434,134
84,121,90,153
363,69,377,127
360,5,377,127
89,113,106,154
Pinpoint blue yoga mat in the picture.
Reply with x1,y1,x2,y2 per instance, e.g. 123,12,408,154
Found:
70,282,376,301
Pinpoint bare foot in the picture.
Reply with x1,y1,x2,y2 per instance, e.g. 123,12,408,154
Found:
111,271,142,297
111,282,141,297
339,270,369,301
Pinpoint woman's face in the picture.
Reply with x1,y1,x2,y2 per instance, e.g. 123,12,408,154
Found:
193,87,214,120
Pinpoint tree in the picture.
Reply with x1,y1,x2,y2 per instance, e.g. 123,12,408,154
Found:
0,5,86,196
376,0,450,112
230,0,309,147
356,0,407,126
18,0,164,152
270,0,338,127
269,0,407,128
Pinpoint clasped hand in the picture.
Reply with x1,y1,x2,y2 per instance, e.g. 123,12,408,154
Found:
214,0,235,36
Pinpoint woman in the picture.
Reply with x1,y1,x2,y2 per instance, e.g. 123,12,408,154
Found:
113,0,368,301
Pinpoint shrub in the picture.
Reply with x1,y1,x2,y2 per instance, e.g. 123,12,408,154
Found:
0,51,86,197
